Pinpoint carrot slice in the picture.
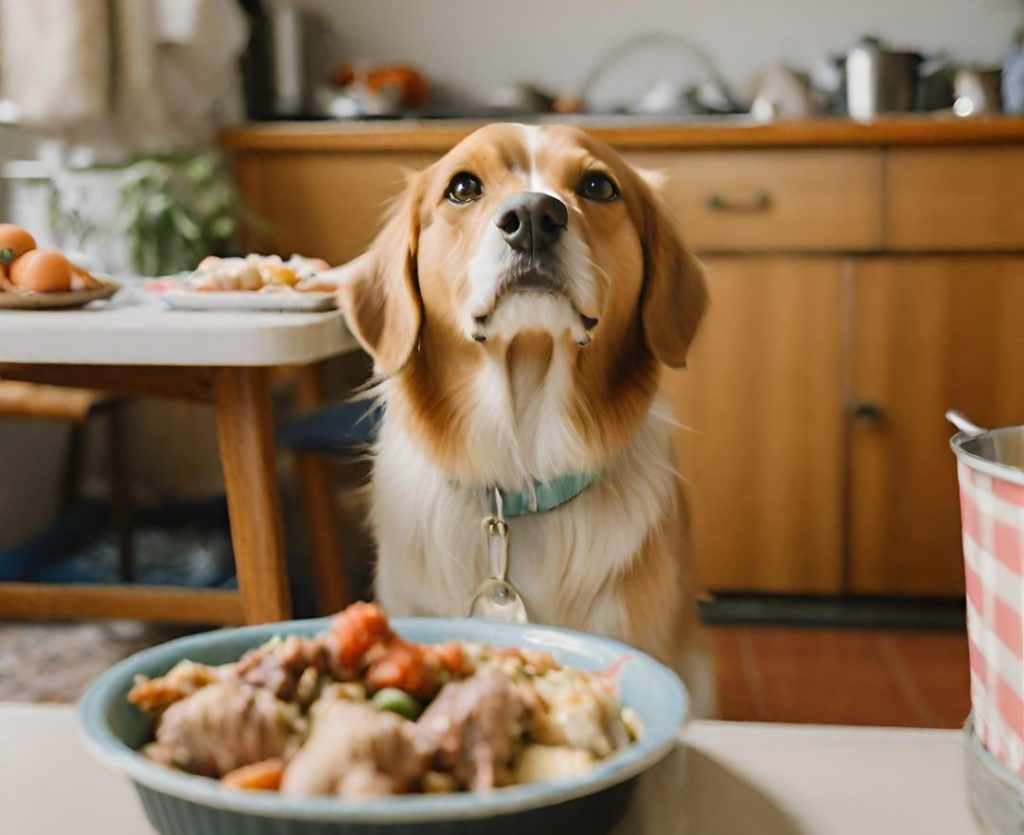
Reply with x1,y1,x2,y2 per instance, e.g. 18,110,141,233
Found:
220,758,284,791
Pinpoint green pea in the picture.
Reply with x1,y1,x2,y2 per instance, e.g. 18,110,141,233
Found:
370,687,422,720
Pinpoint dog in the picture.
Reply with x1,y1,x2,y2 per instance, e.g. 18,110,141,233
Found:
337,123,713,716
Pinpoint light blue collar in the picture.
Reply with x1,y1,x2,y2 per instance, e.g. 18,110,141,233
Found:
488,471,602,517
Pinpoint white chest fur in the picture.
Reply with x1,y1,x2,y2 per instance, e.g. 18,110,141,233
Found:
370,379,679,640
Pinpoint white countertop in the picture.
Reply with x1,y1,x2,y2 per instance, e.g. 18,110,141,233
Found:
0,293,357,366
0,703,978,835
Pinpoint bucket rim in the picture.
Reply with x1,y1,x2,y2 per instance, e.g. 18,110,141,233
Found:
950,428,1024,488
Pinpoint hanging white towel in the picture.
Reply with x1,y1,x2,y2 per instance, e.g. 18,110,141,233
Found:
0,0,111,127
0,0,248,152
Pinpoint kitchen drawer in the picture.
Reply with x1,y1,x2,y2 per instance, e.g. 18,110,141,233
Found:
628,150,883,252
886,147,1024,251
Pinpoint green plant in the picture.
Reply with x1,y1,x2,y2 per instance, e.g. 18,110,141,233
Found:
117,151,241,276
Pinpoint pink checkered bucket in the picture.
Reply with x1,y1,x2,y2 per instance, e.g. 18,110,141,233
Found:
948,410,1024,776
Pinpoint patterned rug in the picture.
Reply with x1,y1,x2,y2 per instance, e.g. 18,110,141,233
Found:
0,620,193,703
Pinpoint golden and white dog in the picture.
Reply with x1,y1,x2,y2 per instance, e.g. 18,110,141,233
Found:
338,123,712,714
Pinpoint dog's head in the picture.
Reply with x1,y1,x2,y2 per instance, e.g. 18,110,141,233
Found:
339,123,707,377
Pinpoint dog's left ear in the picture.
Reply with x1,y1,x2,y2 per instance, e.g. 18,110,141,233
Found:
336,174,424,376
637,181,708,368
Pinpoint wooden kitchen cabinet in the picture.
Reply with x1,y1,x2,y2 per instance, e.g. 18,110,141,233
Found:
847,256,1024,595
667,256,845,593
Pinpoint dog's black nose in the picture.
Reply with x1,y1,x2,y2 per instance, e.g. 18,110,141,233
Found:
495,192,568,254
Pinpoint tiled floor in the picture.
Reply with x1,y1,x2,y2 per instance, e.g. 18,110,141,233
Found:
712,626,972,728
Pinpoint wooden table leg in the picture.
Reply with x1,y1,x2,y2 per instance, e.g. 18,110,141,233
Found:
294,364,351,614
215,367,291,623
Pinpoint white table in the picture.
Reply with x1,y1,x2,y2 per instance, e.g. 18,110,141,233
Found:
0,295,357,624
0,704,978,835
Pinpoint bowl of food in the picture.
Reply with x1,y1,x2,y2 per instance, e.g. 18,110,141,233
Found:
79,604,688,835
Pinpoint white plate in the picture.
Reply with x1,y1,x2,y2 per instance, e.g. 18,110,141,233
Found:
155,290,337,313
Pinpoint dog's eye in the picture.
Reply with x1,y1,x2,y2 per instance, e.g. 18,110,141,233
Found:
578,172,619,203
446,172,484,204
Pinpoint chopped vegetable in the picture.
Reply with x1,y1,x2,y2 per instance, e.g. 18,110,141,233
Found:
331,602,393,669
366,639,437,699
221,758,285,791
370,687,422,720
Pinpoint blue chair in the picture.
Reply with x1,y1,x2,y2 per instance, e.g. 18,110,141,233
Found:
278,400,383,453
278,398,382,613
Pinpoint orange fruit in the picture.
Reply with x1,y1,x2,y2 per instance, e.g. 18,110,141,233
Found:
9,249,73,292
0,224,36,266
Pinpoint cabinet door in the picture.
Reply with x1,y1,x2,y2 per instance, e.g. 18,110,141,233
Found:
849,256,1024,595
667,256,845,593
232,152,439,263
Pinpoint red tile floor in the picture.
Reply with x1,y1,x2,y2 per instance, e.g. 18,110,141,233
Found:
710,626,972,727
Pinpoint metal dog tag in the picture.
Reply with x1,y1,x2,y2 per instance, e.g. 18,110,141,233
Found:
469,492,528,622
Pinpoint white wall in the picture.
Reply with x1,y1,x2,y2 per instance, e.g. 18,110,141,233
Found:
305,0,1023,107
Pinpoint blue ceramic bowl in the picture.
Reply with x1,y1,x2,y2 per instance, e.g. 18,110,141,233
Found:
80,618,688,835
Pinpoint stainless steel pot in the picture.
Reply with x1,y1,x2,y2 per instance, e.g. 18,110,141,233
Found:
846,37,922,122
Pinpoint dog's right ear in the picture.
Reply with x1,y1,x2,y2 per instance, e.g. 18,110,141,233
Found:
337,174,424,376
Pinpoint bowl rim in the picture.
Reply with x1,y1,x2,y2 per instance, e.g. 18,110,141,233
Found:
79,616,688,823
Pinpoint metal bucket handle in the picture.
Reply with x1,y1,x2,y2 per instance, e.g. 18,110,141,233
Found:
946,410,987,438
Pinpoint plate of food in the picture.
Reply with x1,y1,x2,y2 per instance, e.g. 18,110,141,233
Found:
0,224,119,310
147,254,339,312
79,603,688,835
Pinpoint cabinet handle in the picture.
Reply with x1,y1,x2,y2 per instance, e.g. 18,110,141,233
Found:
705,190,772,212
850,401,885,425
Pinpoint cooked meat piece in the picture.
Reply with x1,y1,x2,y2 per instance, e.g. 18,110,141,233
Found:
528,668,631,758
234,635,327,701
413,667,527,791
280,701,425,798
512,744,596,783
151,681,303,777
128,660,224,714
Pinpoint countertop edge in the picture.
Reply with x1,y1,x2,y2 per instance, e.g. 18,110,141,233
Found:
219,115,1024,153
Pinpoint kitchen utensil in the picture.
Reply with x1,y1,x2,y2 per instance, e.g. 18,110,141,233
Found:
947,410,1024,777
845,37,922,122
953,68,1003,117
1003,32,1024,115
79,617,688,835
